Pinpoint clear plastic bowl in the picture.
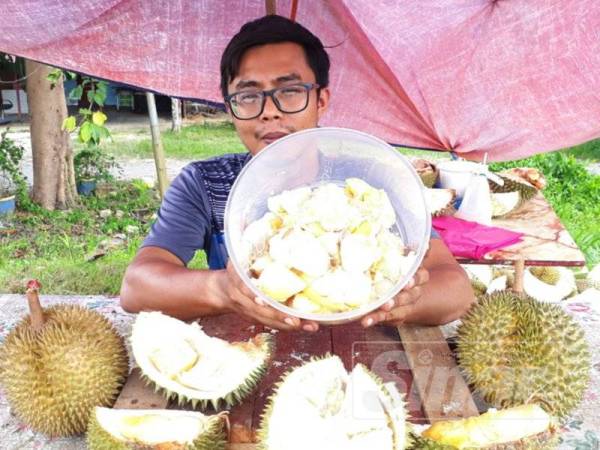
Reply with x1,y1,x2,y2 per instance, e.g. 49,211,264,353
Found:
224,127,431,324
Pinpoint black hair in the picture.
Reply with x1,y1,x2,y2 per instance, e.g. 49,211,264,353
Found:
220,15,330,97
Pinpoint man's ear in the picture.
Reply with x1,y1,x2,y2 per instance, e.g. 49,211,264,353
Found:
316,87,330,120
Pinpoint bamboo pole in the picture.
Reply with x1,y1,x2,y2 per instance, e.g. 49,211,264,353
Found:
146,92,168,199
265,0,276,15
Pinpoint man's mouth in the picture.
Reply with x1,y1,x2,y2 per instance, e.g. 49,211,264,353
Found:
261,132,288,145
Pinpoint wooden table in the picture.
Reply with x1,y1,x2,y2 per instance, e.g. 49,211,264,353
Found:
456,192,586,267
115,314,478,449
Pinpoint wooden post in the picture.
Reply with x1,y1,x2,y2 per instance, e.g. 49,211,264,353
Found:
265,0,276,15
146,92,168,199
513,256,525,294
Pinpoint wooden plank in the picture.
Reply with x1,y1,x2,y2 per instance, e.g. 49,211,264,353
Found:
398,325,479,423
113,367,169,410
332,323,426,422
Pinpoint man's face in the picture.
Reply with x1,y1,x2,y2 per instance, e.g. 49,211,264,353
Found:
227,42,330,155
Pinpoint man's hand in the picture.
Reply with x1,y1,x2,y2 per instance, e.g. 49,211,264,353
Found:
219,261,320,332
360,267,430,327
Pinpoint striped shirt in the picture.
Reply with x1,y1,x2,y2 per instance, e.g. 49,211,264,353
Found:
142,152,251,269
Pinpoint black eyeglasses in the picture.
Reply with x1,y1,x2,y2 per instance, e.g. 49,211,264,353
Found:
225,83,320,120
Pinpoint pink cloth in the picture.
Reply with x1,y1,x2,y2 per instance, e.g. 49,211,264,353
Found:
432,216,523,259
2,1,599,161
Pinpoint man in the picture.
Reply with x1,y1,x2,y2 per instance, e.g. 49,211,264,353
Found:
120,15,475,331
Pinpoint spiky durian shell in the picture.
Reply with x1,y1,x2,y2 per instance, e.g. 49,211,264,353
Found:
576,278,600,293
457,292,590,420
470,279,488,297
131,311,275,411
0,305,128,436
86,407,227,450
409,431,559,449
488,174,538,201
258,354,411,450
156,333,273,411
529,266,560,285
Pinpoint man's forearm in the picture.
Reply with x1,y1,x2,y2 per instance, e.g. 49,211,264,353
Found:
120,258,228,321
402,264,475,326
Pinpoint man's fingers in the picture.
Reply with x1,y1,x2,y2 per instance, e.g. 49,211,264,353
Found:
414,268,429,286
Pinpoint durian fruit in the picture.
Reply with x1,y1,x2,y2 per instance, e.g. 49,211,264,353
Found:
87,406,227,450
457,292,590,420
412,159,439,188
488,172,538,201
523,266,577,303
490,191,521,218
258,355,410,450
131,311,274,410
529,266,560,285
0,280,128,436
424,188,456,216
410,404,558,449
575,265,600,293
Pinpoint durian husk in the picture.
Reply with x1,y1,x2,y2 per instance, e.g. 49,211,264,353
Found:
529,266,560,285
86,407,227,450
457,292,590,421
413,159,439,188
132,312,275,411
409,404,559,450
425,188,457,217
0,305,129,436
488,173,538,201
257,354,411,450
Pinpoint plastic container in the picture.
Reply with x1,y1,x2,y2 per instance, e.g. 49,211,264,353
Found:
437,160,484,199
224,127,431,324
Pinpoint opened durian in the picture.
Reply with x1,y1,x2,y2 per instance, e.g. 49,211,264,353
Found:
87,406,227,450
457,292,590,420
523,266,577,303
244,179,418,314
410,404,558,449
131,311,274,410
490,191,521,218
424,188,456,217
412,159,439,188
258,355,410,450
0,280,128,436
488,171,538,201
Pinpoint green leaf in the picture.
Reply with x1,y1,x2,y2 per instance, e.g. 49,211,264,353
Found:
78,108,92,116
70,85,83,100
79,122,92,143
62,116,77,132
93,92,105,106
87,89,95,104
92,111,107,126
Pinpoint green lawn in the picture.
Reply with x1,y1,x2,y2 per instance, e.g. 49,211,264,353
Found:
1,126,598,295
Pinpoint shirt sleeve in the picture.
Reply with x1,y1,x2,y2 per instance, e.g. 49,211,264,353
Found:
141,164,212,265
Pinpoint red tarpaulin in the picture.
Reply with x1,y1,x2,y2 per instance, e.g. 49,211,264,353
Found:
2,0,599,161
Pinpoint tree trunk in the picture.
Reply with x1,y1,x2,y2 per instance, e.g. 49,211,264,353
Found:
26,60,76,210
171,98,182,133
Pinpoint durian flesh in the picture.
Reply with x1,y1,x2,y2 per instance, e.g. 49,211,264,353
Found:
258,355,410,450
243,179,417,315
87,406,227,450
415,404,557,449
131,312,274,410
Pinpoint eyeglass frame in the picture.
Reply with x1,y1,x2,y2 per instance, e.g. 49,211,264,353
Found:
224,82,321,120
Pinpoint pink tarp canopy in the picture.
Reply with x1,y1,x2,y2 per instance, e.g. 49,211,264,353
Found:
2,0,599,161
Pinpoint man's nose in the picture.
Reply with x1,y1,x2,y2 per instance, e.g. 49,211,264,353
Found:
260,94,281,121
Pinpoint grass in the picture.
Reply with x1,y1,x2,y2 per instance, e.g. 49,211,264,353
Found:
94,121,246,160
1,125,598,294
0,180,208,295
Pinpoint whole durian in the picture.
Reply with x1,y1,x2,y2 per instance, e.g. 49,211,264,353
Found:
0,280,128,436
457,291,590,420
258,354,410,450
131,311,274,410
87,406,227,450
410,404,559,449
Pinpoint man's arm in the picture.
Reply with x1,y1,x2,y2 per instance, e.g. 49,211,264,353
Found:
120,246,315,331
361,238,475,327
